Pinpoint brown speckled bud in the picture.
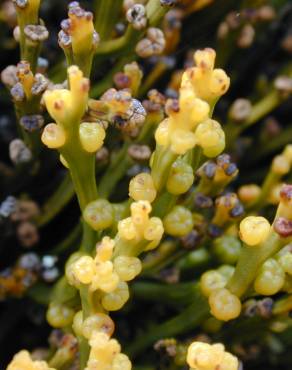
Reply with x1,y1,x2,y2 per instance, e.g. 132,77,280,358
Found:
208,223,223,238
237,24,255,48
194,193,213,209
257,6,276,21
24,24,49,42
127,98,146,126
281,34,292,54
114,72,131,90
154,338,177,357
197,161,217,179
12,0,28,9
17,222,39,248
31,73,48,95
159,267,179,284
1,65,18,87
9,139,32,164
128,144,151,161
257,297,273,318
10,82,25,101
58,29,72,48
273,217,292,238
180,229,201,249
280,184,292,202
274,76,292,96
126,4,147,30
136,27,165,58
20,114,44,132
11,200,40,222
160,0,177,6
229,98,252,123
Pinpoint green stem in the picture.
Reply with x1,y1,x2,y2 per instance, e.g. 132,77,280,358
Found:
152,191,177,218
126,288,209,357
227,232,284,297
245,90,281,128
68,154,98,211
94,0,123,41
80,220,98,254
248,170,280,212
249,125,292,163
99,142,132,198
131,281,198,306
79,286,91,370
142,241,178,272
94,0,168,57
151,146,178,192
36,173,75,226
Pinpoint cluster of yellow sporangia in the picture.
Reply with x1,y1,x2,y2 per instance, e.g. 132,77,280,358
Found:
72,312,131,370
187,341,239,370
155,48,230,156
66,236,136,311
42,66,105,161
7,350,55,370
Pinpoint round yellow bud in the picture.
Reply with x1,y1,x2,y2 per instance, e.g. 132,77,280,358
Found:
91,261,120,293
83,199,114,231
239,216,270,246
155,119,169,146
220,352,239,370
278,253,292,275
200,270,226,297
195,119,225,158
272,155,290,175
95,236,115,262
209,288,241,321
129,173,157,203
209,69,230,96
191,98,210,124
41,123,66,148
72,255,96,285
163,206,194,237
112,353,132,370
144,217,164,241
194,48,216,70
114,256,142,281
170,129,197,155
82,313,115,339
79,122,105,153
238,184,261,204
166,160,194,195
101,281,130,311
187,341,223,369
254,258,285,295
283,144,292,163
46,302,75,328
72,310,83,336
